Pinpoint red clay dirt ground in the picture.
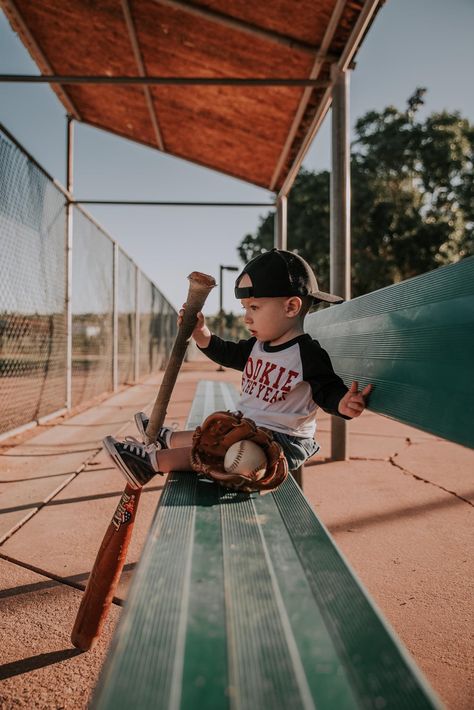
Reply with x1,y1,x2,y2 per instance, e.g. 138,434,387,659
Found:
0,360,473,709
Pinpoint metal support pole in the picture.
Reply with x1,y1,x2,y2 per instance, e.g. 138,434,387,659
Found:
218,265,225,371
219,265,224,317
134,266,140,382
330,66,351,460
274,195,287,249
217,264,237,368
65,115,74,410
112,243,119,391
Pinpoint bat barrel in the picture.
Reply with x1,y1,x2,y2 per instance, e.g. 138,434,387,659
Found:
71,485,141,650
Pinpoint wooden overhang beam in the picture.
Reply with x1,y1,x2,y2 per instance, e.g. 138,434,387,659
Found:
153,0,338,60
0,75,331,87
0,0,82,120
278,0,382,197
269,0,348,191
120,0,165,151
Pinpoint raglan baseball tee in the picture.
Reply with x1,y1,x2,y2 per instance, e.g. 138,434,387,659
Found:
199,334,348,438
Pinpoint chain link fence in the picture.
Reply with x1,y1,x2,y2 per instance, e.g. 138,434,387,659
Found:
71,207,114,407
117,247,136,385
0,125,178,438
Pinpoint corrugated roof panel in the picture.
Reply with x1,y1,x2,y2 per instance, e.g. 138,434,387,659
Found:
3,0,375,189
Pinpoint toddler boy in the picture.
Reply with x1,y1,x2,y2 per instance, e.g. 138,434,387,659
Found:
104,249,371,488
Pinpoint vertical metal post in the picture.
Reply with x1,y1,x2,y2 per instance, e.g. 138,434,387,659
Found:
112,242,119,391
218,265,225,370
274,195,287,249
65,115,74,410
219,265,223,316
330,66,351,460
134,266,140,382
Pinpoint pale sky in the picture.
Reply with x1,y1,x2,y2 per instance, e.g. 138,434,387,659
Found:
1,0,473,315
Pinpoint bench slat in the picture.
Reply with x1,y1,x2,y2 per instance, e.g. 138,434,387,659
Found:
253,490,363,709
93,474,199,708
272,477,438,707
220,489,315,709
180,478,228,708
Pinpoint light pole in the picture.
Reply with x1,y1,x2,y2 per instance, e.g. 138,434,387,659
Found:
218,265,239,370
219,265,239,319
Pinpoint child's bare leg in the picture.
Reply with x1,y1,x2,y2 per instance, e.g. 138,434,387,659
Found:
168,430,194,449
155,446,192,473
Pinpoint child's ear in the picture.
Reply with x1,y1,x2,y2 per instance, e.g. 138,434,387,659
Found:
285,297,303,317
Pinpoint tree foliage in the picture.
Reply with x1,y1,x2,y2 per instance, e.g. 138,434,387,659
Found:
238,90,473,297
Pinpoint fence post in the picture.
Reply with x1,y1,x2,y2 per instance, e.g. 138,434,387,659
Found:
134,266,140,382
65,115,74,410
112,242,119,391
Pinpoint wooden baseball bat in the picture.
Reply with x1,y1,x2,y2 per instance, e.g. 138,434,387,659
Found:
71,271,216,650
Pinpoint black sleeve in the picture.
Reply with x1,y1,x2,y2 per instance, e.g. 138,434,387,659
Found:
300,337,350,418
198,335,256,371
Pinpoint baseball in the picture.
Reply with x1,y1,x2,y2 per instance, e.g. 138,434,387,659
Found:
224,440,267,480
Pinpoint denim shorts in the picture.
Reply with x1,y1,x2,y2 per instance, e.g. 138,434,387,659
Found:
271,432,320,471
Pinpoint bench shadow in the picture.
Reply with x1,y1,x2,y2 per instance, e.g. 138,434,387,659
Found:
0,470,81,484
60,420,129,427
0,648,83,680
327,492,474,533
48,484,164,507
0,484,163,514
0,448,99,457
160,475,257,507
0,562,136,602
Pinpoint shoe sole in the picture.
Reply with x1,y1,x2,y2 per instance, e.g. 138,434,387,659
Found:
103,436,142,489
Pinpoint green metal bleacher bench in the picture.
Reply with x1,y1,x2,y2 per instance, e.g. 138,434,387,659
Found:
306,256,474,450
90,255,474,709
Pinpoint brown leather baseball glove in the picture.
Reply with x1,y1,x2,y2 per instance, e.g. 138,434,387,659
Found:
190,410,288,493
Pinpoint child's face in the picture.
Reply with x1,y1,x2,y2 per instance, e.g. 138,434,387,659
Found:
238,274,302,344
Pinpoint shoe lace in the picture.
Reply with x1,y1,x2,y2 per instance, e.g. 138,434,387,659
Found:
122,436,161,459
123,436,148,458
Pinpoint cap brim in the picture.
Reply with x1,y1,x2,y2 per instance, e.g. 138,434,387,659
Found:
311,290,344,304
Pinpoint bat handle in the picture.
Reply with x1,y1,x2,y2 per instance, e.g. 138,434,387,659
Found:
145,271,216,443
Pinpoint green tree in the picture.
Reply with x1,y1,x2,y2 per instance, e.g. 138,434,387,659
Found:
238,90,473,297
238,169,332,295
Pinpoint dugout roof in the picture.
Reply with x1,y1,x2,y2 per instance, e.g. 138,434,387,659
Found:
2,0,381,193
